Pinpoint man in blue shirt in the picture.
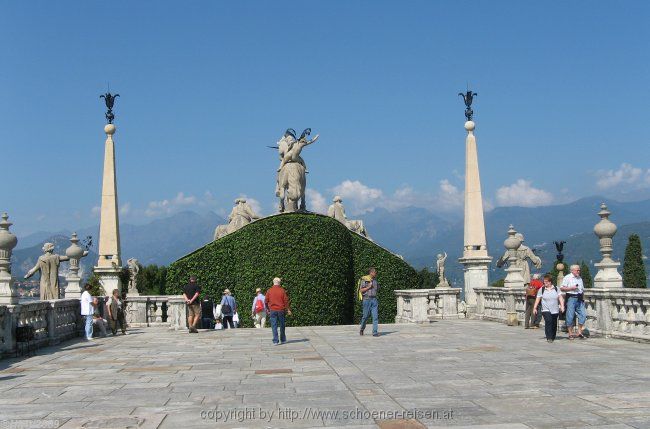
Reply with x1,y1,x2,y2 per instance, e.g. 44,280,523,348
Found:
220,289,237,329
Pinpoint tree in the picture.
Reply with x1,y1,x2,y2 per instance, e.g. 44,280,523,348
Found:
137,264,168,295
579,261,593,288
623,234,647,288
491,278,505,287
417,268,439,289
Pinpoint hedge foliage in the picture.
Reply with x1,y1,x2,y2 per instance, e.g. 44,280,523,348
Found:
166,212,420,327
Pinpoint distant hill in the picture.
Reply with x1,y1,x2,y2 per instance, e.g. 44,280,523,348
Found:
11,197,650,285
12,211,224,277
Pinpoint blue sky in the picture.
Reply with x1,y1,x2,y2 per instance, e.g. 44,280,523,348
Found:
2,1,650,236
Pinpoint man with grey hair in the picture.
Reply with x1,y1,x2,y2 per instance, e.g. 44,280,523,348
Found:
266,277,291,345
561,264,586,339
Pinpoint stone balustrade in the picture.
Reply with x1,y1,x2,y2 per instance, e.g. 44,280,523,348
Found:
474,287,650,342
583,288,650,341
0,299,84,356
123,295,186,329
394,288,465,323
0,295,188,358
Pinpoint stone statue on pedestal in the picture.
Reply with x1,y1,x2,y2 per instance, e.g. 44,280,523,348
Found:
127,258,140,296
274,128,319,213
327,196,369,238
25,243,70,300
436,252,449,287
496,232,541,285
214,198,261,240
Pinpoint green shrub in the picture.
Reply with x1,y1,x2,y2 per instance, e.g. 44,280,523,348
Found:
166,213,420,327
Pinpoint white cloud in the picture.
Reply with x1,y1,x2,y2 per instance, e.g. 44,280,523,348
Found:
145,192,198,217
331,180,384,214
306,188,328,214
496,179,554,207
596,163,650,190
119,203,131,216
323,178,465,216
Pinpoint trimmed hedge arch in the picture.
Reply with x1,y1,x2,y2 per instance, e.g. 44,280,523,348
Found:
166,212,420,327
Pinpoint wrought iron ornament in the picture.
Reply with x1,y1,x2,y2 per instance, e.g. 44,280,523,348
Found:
554,240,566,263
100,92,120,124
458,90,477,121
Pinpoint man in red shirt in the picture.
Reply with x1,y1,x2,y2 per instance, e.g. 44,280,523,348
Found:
526,273,544,329
265,277,292,345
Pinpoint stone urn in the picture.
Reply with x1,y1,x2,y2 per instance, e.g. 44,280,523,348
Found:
65,233,84,276
0,213,17,274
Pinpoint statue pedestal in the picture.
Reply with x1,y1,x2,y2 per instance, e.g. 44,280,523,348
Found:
94,266,123,296
504,266,525,289
436,280,451,288
0,271,18,304
64,273,83,298
594,261,623,288
459,256,492,315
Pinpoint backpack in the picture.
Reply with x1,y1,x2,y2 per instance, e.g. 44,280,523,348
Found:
221,297,232,315
254,298,265,313
540,286,558,295
357,275,373,301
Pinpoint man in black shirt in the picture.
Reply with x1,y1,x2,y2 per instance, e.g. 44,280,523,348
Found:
183,276,201,333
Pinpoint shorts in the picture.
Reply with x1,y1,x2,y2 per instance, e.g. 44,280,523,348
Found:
187,303,201,318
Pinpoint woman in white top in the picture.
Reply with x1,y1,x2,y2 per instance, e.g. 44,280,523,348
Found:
533,274,565,343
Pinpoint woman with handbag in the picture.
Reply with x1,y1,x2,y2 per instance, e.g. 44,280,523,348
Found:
533,274,565,342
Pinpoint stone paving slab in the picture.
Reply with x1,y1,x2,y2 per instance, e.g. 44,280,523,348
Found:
1,320,650,428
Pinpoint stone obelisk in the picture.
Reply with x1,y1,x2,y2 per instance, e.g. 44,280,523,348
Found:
457,91,492,314
94,92,123,295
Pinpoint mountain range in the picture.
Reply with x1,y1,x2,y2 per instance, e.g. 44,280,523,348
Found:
11,196,650,285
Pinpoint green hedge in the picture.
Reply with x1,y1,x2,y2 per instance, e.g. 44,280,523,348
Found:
166,212,420,327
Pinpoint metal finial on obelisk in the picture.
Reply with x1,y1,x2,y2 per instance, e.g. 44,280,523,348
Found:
100,92,120,124
458,90,477,121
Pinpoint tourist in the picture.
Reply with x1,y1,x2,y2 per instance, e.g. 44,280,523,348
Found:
106,288,128,336
251,288,267,328
183,276,201,333
266,277,291,345
533,274,565,342
201,297,215,329
525,273,544,329
80,283,97,341
220,289,237,329
561,264,587,339
92,311,109,337
359,267,380,337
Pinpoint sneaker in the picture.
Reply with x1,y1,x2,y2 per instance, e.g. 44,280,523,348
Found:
372,333,379,337
123,332,129,335
86,337,94,341
273,342,279,346
359,330,364,336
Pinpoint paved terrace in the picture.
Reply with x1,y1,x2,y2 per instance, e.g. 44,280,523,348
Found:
2,321,650,429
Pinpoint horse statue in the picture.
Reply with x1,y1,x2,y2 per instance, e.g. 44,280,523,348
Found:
274,128,318,213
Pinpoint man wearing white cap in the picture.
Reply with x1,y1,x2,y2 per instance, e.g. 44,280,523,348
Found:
220,289,237,329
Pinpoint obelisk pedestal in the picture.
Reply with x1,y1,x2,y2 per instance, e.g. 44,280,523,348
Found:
94,121,123,295
458,117,492,314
